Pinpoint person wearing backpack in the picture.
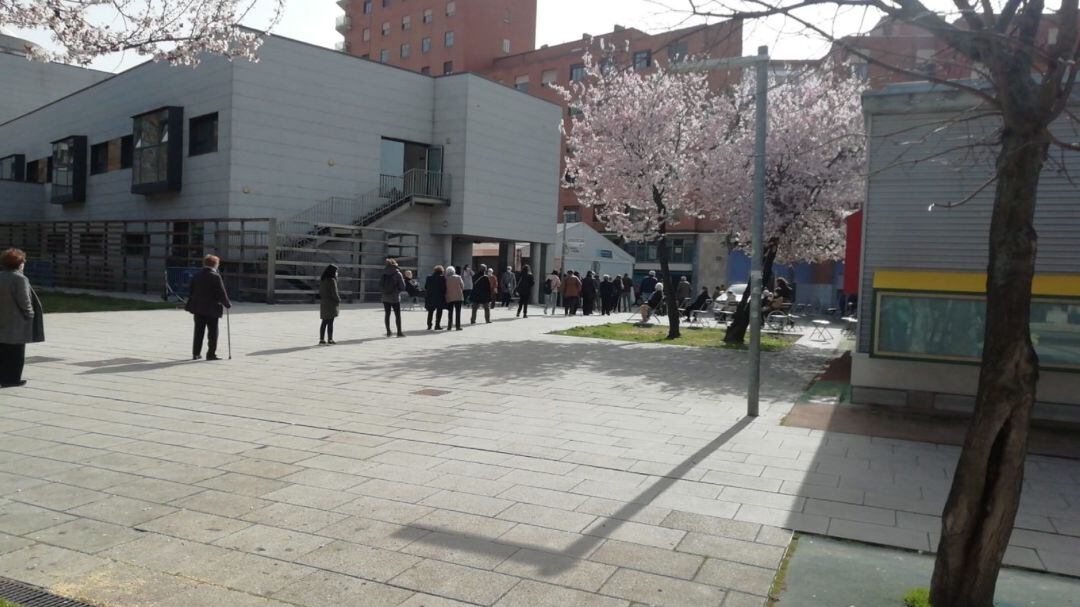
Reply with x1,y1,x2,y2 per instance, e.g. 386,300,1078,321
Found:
542,270,561,315
380,258,407,337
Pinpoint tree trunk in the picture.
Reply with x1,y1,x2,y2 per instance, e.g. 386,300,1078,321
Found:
724,238,778,343
656,222,681,339
929,125,1046,607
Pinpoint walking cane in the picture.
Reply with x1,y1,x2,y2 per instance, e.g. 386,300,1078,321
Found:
226,306,232,360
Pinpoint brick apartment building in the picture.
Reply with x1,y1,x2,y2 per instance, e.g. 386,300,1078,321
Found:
336,0,536,74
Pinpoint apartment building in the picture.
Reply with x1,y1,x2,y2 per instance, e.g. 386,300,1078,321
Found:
337,0,535,75
0,34,561,302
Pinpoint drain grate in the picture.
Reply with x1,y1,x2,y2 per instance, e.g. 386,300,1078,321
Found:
0,576,94,607
413,388,450,397
24,357,64,364
69,357,149,368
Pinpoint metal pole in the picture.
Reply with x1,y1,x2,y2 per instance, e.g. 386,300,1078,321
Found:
747,45,769,417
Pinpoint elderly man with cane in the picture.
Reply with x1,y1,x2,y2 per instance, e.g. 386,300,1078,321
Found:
186,254,232,360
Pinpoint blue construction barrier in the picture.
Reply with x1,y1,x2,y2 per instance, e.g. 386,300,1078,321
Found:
164,267,200,301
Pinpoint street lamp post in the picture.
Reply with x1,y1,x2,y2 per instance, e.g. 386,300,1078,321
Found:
673,45,770,418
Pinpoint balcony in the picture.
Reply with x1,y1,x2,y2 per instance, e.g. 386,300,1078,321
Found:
335,15,351,32
378,169,451,206
335,40,350,52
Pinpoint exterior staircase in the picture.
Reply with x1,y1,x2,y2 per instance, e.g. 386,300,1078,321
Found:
267,169,451,302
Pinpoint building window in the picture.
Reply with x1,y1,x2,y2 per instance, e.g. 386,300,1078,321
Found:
443,60,453,74
504,8,512,22
568,106,583,118
380,49,390,62
514,75,529,92
446,1,455,16
422,37,431,53
382,0,390,6
51,136,87,204
570,63,585,82
363,28,371,41
189,112,218,156
444,30,454,47
600,58,615,75
123,233,148,256
400,42,411,58
90,142,109,175
25,157,49,184
563,208,580,222
633,50,652,70
402,15,411,30
131,106,183,195
502,38,511,54
423,8,433,23
120,135,133,168
541,69,557,87
24,159,38,183
421,66,431,75
667,41,688,62
363,0,372,13
382,21,391,36
0,154,24,181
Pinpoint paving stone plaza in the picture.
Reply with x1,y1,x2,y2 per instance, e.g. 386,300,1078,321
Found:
1,305,1078,606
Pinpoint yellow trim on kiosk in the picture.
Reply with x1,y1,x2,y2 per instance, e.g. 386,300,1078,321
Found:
873,270,1080,297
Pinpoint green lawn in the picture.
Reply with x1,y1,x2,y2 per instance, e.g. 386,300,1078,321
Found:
38,291,177,314
554,323,798,352
0,599,21,607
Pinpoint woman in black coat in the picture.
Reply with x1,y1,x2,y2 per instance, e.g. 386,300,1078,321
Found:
424,265,447,330
515,265,535,318
599,275,617,316
582,270,598,315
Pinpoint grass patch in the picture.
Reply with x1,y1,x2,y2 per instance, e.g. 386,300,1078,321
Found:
38,291,177,314
903,588,932,607
554,323,798,351
0,599,22,607
767,533,799,606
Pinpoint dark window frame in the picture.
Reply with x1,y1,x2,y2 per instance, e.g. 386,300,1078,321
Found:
0,154,25,181
633,50,653,70
570,63,585,82
131,106,184,195
189,112,219,157
422,37,432,53
50,136,87,204
363,0,372,13
667,41,688,62
443,60,454,74
90,142,109,175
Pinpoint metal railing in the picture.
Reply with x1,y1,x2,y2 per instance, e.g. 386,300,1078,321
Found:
379,169,451,201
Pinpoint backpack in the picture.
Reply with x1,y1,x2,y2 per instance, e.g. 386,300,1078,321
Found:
543,277,553,295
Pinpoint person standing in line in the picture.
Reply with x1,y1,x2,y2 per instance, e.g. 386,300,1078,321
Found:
562,271,582,316
444,266,465,330
640,270,658,304
581,270,597,316
380,258,406,337
186,254,232,360
319,264,341,344
599,275,617,315
470,267,495,324
0,249,44,388
515,265,535,318
424,265,447,330
461,264,474,304
500,265,516,308
676,276,692,306
543,270,561,314
620,273,633,312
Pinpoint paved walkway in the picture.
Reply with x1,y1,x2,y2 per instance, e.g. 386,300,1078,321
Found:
0,304,1077,607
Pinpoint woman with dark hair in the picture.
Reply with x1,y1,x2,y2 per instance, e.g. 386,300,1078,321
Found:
424,265,447,330
515,265,535,318
0,248,44,387
319,264,341,344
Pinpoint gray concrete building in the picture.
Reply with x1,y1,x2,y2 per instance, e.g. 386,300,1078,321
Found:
0,33,110,124
0,34,562,301
853,82,1080,421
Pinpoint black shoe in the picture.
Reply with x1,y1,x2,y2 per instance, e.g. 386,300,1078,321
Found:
386,331,393,337
327,340,336,345
206,354,221,361
319,340,326,345
397,332,406,338
456,327,463,331
1,380,27,388
434,326,442,330
193,354,201,360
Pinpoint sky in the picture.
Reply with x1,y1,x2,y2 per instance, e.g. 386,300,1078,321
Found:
5,0,885,73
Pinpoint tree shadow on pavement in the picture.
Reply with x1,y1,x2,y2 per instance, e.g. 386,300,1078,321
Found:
395,417,756,574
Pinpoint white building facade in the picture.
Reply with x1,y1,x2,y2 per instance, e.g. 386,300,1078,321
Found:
0,35,562,300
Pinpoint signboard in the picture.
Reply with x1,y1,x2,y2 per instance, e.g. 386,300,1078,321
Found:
599,249,613,259
566,239,585,254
